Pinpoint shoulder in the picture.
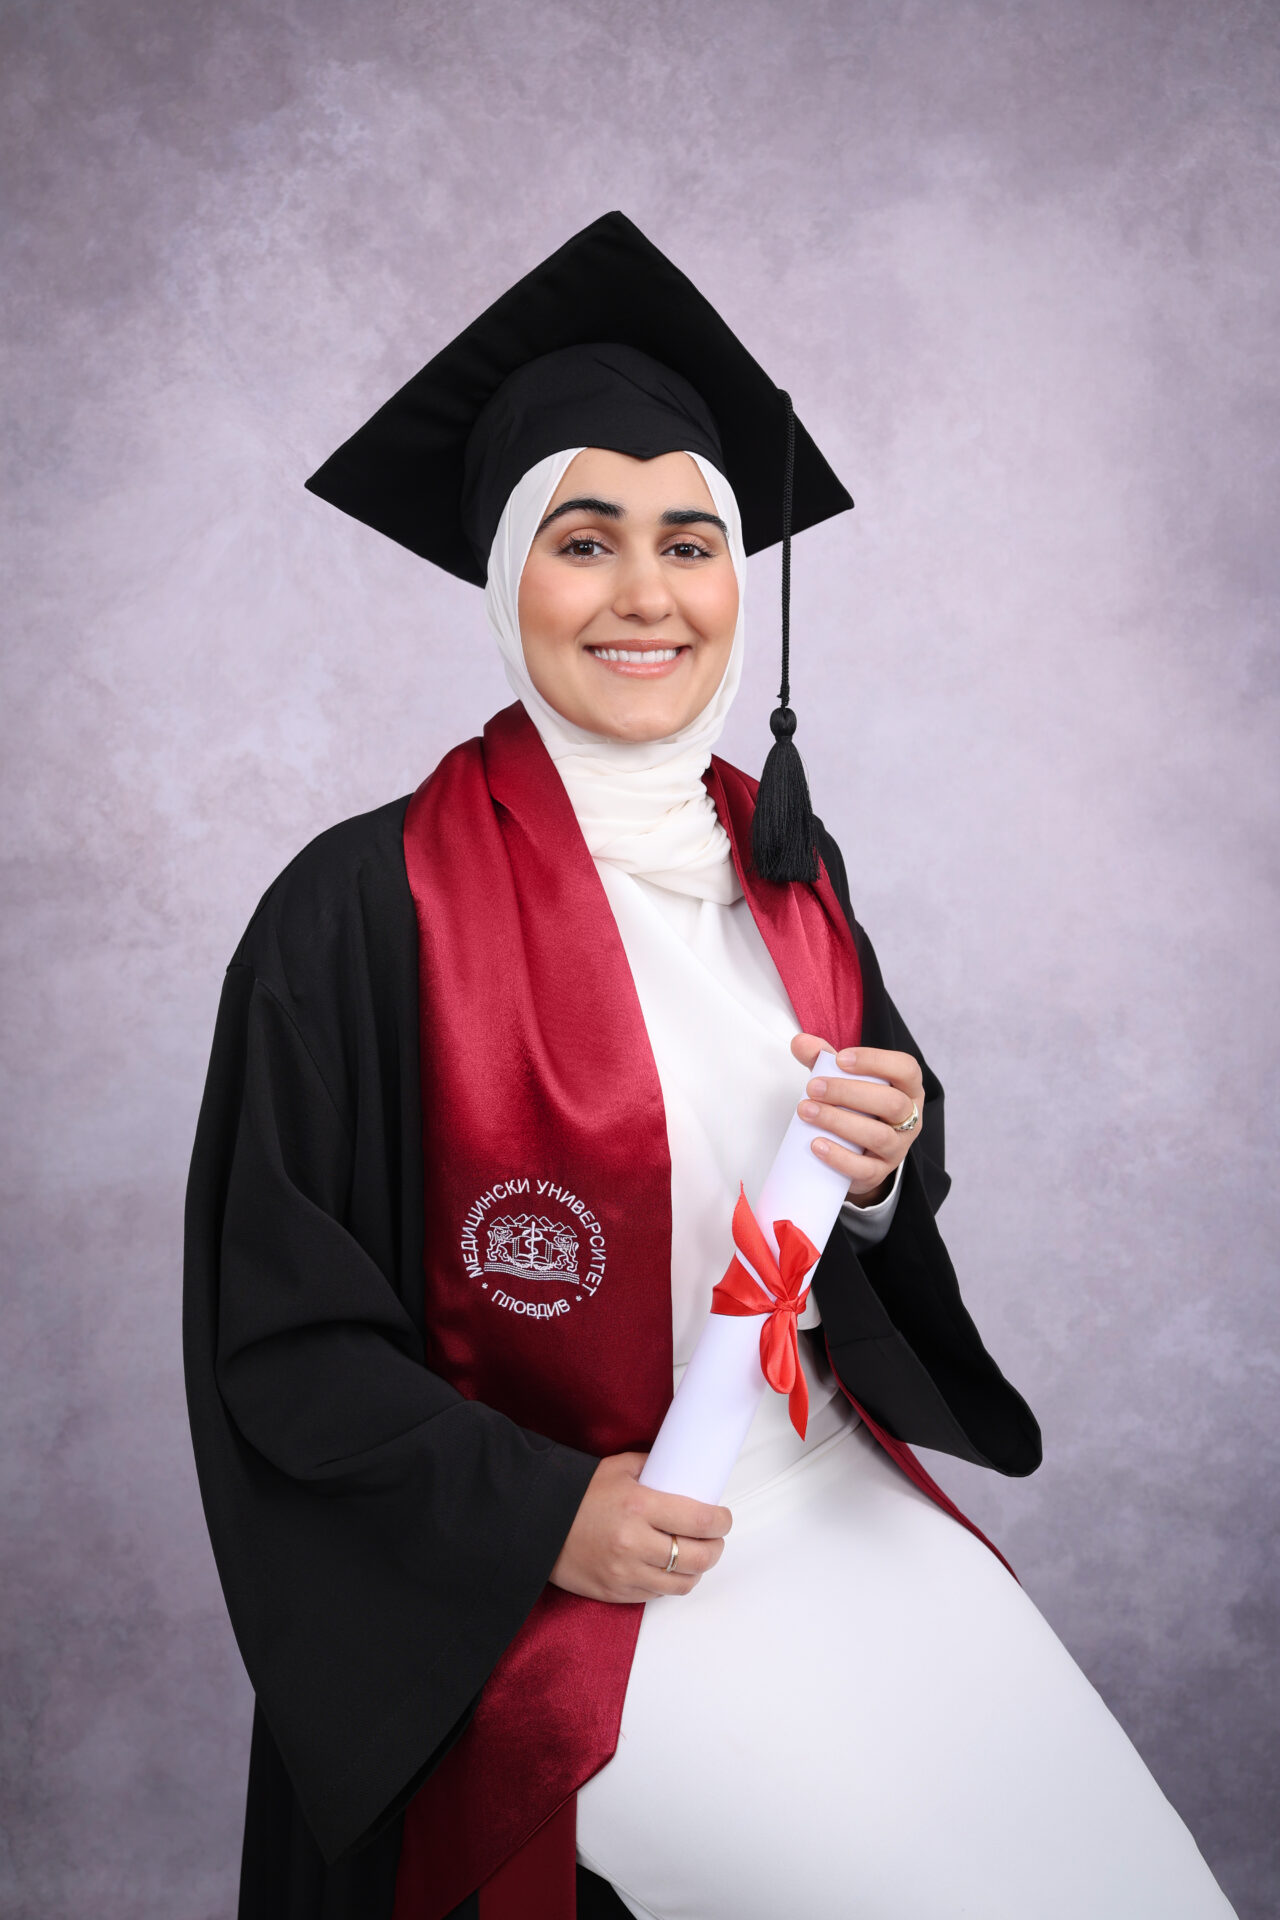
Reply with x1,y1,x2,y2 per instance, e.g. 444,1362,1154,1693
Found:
230,795,416,1007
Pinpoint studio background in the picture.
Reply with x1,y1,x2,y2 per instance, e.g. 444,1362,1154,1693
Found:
3,2,1276,1915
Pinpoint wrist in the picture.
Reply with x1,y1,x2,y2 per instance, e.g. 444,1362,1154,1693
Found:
847,1172,894,1209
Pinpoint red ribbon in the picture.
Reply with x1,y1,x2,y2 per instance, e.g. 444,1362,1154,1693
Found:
711,1185,821,1439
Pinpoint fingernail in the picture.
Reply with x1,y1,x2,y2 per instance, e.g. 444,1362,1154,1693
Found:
837,1048,857,1067
798,1099,820,1120
813,1137,831,1155
808,1078,828,1099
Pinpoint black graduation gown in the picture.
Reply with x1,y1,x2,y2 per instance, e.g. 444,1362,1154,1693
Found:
183,794,1042,1920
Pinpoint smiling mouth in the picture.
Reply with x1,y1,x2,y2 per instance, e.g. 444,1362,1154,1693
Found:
586,644,687,667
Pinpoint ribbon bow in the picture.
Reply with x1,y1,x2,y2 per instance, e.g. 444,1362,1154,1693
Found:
711,1184,821,1439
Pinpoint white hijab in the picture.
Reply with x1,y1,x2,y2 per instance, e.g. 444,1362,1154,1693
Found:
483,447,746,903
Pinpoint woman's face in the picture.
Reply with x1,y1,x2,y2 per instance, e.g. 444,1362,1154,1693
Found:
516,448,739,741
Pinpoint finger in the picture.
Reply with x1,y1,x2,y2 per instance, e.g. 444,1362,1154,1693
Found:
655,1570,702,1597
802,1075,921,1133
832,1046,924,1097
595,1563,701,1603
635,1488,733,1540
644,1531,725,1577
611,1535,709,1600
812,1135,897,1192
642,1534,725,1598
790,1032,837,1070
799,1098,909,1163
628,1568,703,1601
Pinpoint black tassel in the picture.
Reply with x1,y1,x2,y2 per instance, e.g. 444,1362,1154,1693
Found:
752,389,819,884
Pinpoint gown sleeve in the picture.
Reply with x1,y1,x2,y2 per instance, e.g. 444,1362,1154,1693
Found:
809,821,1044,1478
183,809,598,1867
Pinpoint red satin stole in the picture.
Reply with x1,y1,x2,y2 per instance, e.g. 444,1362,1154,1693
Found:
393,703,1000,1919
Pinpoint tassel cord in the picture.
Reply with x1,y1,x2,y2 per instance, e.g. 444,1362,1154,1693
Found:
779,388,795,710
751,389,819,884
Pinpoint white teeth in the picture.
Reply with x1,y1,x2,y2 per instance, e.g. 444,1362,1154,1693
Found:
589,647,681,664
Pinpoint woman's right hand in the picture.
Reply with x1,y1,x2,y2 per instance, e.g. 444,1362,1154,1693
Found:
548,1452,732,1602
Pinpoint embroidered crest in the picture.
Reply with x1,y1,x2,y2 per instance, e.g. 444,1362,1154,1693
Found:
483,1214,579,1280
460,1177,607,1317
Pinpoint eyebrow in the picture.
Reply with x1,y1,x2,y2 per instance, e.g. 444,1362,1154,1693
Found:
535,496,728,536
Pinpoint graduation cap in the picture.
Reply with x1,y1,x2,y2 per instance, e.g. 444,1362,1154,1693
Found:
305,210,853,883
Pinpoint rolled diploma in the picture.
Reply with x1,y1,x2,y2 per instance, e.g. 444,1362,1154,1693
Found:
639,1052,888,1504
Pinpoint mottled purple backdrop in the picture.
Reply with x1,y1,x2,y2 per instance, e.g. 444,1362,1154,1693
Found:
2,2,1276,1914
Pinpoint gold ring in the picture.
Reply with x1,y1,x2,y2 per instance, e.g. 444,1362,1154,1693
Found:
892,1100,920,1134
664,1534,679,1574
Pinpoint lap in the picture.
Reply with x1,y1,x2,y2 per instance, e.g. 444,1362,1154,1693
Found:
576,1425,1234,1920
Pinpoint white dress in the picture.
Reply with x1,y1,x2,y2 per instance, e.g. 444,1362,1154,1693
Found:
573,865,1235,1920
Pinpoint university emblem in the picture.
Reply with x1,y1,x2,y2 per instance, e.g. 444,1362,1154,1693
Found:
484,1214,579,1280
460,1176,607,1318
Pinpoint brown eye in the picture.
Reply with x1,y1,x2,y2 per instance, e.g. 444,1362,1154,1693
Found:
665,540,712,560
561,536,608,558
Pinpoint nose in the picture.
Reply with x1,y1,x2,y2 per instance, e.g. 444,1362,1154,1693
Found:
610,551,676,626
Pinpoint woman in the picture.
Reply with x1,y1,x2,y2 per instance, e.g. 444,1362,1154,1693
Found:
185,213,1235,1918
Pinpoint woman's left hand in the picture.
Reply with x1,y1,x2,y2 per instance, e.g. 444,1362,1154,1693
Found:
790,1033,925,1207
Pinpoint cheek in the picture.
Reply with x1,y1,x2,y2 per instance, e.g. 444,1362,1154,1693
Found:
518,559,597,652
685,568,739,649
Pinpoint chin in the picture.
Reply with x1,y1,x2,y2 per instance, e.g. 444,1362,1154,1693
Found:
590,697,696,742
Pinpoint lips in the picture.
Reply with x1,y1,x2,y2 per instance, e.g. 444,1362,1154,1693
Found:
585,643,689,677
587,646,683,663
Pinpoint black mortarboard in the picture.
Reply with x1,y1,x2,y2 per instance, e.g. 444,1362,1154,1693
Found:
305,211,853,882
